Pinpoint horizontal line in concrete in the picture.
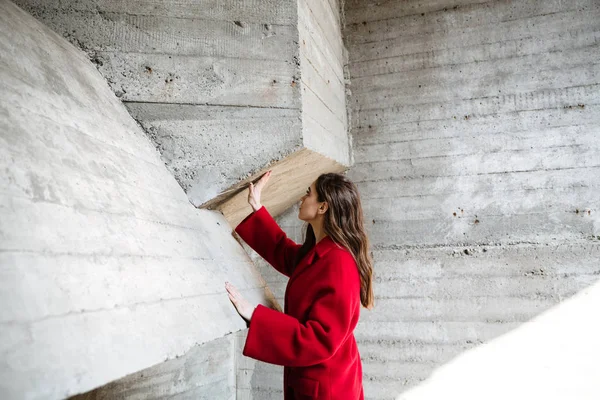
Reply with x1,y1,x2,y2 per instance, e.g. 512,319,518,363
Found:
352,99,600,130
347,9,600,63
349,34,600,78
371,239,600,251
1,290,236,325
97,48,294,64
371,287,597,299
355,82,600,113
358,176,598,201
352,165,600,183
356,141,595,164
0,248,250,262
302,82,345,126
123,100,299,111
346,1,592,44
351,49,600,97
343,0,494,24
94,51,299,107
351,101,599,138
354,122,597,147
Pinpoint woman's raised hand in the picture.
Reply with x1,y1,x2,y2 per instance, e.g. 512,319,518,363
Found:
248,170,272,212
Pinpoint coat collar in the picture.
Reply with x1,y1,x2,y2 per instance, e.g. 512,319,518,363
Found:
305,235,339,265
285,236,343,308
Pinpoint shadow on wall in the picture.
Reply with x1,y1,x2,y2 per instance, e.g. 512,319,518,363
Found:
395,278,600,400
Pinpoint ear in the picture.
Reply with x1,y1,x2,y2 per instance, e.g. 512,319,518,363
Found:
318,202,329,214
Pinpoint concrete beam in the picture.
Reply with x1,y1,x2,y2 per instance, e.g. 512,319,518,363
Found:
206,148,346,228
14,0,352,220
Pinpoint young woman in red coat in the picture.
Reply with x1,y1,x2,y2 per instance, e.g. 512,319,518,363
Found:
225,170,374,400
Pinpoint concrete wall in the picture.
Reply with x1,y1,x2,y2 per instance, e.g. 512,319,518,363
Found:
70,336,236,400
343,0,600,398
298,0,350,165
15,0,352,231
0,2,271,398
14,0,304,207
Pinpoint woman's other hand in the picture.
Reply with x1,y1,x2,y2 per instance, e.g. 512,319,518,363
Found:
225,282,256,322
248,170,272,212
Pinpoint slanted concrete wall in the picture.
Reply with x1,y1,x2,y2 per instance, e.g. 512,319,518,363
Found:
14,0,304,207
0,2,271,398
15,0,351,230
343,0,600,398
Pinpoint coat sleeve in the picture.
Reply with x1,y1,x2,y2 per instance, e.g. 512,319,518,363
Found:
242,251,360,367
235,205,301,278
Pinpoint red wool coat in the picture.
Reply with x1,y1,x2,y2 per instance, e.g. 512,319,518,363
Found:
235,206,364,400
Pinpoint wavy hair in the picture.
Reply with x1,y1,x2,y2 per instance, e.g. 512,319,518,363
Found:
295,173,374,309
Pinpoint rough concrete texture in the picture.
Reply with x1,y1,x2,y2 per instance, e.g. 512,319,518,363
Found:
14,0,351,209
298,0,351,165
343,0,600,398
13,0,303,207
70,336,236,400
126,103,302,205
0,2,273,398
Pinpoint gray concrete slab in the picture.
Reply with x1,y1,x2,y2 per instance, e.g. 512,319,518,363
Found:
0,2,271,398
70,336,236,400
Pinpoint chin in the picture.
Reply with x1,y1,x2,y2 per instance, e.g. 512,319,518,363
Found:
298,211,307,222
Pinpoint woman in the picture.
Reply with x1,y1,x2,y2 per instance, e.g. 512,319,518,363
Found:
225,170,374,399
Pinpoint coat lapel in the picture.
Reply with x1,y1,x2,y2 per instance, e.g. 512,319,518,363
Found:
287,236,339,287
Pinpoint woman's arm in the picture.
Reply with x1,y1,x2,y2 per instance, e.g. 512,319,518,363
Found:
241,251,360,367
235,170,300,277
235,205,300,277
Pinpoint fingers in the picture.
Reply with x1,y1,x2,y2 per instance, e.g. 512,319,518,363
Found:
254,170,272,191
225,282,241,302
226,282,254,321
225,283,238,307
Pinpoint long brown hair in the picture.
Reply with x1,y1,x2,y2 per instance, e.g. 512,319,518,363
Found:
295,173,374,309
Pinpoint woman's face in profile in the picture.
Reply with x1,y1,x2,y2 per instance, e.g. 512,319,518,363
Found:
298,181,320,221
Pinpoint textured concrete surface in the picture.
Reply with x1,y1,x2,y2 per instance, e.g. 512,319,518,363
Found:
5,0,600,398
343,0,600,398
0,2,272,398
70,336,236,400
14,0,351,210
14,0,303,207
298,0,350,165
